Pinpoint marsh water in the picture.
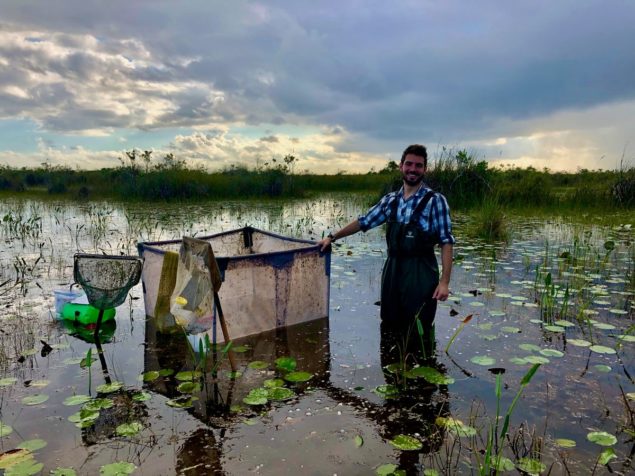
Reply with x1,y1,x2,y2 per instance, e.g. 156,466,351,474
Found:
0,195,633,475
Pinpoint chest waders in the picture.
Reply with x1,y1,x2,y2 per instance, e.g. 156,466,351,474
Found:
380,191,439,354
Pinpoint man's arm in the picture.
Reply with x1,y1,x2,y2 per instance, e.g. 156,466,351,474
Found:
318,219,361,251
432,243,453,301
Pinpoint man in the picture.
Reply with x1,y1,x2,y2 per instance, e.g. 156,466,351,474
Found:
319,144,455,350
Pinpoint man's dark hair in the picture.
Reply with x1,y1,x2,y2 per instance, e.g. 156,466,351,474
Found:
400,144,428,168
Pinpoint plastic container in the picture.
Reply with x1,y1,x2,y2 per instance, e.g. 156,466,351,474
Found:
61,303,115,325
54,289,85,314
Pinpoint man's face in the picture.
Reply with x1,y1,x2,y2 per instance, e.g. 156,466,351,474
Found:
399,154,426,186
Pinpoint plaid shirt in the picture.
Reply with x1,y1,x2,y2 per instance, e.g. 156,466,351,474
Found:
358,185,455,245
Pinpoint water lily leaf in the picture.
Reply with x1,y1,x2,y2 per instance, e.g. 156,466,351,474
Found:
435,417,476,437
618,335,635,343
247,361,269,370
587,431,617,446
63,358,83,365
231,345,250,353
492,456,515,471
598,448,617,466
267,387,295,401
30,380,49,388
68,409,99,428
51,468,77,476
383,363,402,374
0,377,17,387
516,457,546,475
481,335,498,341
16,439,47,451
83,398,114,411
478,323,493,330
225,370,243,379
177,381,200,394
501,326,521,333
404,366,455,385
593,323,616,330
4,458,43,475
539,349,564,358
470,355,496,366
275,357,297,372
284,371,313,383
568,339,592,347
96,381,123,393
509,357,529,365
132,392,151,402
389,434,422,451
263,379,285,388
0,423,13,438
63,395,91,406
519,343,541,352
0,449,31,469
553,320,575,327
544,325,565,333
555,438,576,448
373,384,399,398
525,356,550,364
594,365,612,373
175,370,202,381
243,388,269,406
116,422,143,437
166,396,197,408
22,394,49,406
609,309,627,315
99,461,136,475
141,371,160,382
589,345,616,355
158,368,174,377
627,392,635,401
354,435,363,447
376,464,404,476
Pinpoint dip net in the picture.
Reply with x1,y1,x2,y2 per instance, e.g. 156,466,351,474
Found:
74,254,143,310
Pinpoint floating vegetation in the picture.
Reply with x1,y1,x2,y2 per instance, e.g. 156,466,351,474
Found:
587,431,618,446
115,422,143,437
388,434,423,451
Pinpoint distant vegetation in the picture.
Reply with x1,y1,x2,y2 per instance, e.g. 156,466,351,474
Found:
0,148,634,210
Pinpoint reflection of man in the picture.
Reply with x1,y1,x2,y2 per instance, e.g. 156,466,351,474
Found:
319,144,455,352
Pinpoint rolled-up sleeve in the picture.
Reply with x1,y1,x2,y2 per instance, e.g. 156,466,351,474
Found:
358,194,392,232
431,194,456,245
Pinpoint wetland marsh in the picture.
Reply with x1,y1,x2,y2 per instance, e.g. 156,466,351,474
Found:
0,195,633,475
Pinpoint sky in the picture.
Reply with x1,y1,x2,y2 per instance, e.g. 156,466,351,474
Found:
0,0,634,174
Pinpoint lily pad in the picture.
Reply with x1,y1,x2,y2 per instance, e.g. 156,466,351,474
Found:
263,379,285,388
231,345,250,353
598,448,617,465
589,345,616,355
243,388,269,406
166,396,197,409
22,394,49,406
539,349,564,358
284,371,313,383
568,339,592,347
354,435,363,447
16,439,47,451
509,357,529,365
389,434,423,451
587,431,617,446
177,381,200,393
609,309,627,315
618,335,635,343
376,464,404,476
63,395,91,406
132,392,151,402
83,398,114,411
516,458,546,475
99,461,136,475
544,325,565,333
4,458,43,475
96,381,123,393
404,366,455,385
116,422,143,437
501,326,521,333
492,456,515,472
593,323,616,331
247,361,269,370
594,364,612,373
68,408,99,428
555,438,576,448
470,355,496,366
373,384,399,398
275,357,297,372
0,449,31,469
435,416,476,437
141,371,160,382
553,320,575,327
525,355,550,364
0,422,13,437
519,343,541,352
267,387,295,401
627,392,635,401
51,468,77,476
0,377,17,387
175,370,202,381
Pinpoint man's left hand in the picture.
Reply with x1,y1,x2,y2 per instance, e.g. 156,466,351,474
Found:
432,282,449,301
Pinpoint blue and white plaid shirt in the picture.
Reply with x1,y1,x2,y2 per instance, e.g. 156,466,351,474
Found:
358,184,455,245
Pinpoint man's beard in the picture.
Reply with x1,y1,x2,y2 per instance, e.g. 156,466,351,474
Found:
402,172,423,186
